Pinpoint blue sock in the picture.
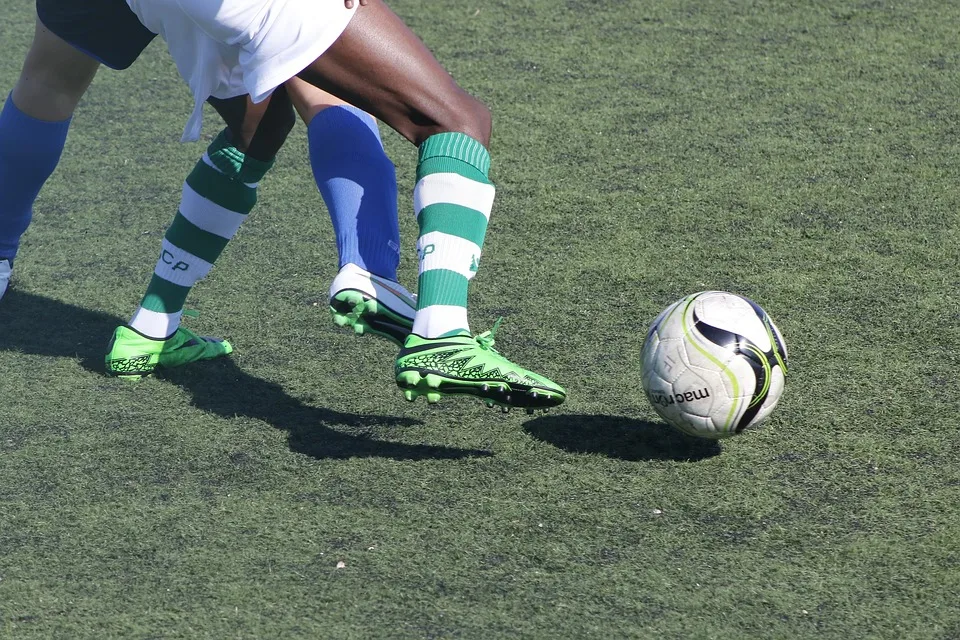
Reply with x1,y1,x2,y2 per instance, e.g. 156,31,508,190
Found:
307,105,400,280
0,94,71,263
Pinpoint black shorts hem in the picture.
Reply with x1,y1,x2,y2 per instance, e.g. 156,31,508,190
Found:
35,0,156,71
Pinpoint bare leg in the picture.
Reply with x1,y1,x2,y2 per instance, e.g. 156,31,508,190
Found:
0,17,101,283
207,89,295,162
285,77,351,124
296,0,491,147
12,18,100,121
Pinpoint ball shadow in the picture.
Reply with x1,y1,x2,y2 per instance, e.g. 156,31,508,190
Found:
523,414,722,461
1,290,490,461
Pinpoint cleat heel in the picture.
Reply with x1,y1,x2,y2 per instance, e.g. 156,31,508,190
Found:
329,265,416,347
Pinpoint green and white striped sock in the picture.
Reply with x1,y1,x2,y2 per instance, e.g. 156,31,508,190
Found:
129,131,272,339
412,133,496,338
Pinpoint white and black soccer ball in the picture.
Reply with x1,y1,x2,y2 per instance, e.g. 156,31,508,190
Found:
640,291,788,439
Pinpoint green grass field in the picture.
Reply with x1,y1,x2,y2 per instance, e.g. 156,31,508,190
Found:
2,0,959,637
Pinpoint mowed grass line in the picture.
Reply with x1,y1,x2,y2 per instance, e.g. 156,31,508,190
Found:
1,0,959,638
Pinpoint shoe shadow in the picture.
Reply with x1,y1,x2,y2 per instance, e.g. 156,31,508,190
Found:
0,290,490,461
522,414,722,461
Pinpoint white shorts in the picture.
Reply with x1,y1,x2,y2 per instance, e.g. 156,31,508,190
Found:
126,0,357,141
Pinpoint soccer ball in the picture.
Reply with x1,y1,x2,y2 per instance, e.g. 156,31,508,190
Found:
640,291,788,439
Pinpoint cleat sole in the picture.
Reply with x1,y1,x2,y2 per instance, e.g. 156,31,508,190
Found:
110,372,149,382
396,367,564,410
330,289,413,347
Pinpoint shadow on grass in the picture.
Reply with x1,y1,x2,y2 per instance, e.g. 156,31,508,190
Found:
523,414,722,461
0,290,490,461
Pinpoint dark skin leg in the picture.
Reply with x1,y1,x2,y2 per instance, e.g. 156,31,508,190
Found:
207,86,296,162
296,0,492,148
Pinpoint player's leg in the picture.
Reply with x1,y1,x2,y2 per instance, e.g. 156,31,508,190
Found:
105,91,295,378
297,2,564,409
0,18,98,299
287,80,401,281
286,78,414,346
0,0,156,300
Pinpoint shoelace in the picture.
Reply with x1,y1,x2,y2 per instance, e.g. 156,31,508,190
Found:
475,317,504,351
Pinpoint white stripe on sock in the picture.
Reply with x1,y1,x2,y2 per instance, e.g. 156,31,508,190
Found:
154,239,213,286
129,307,182,339
417,231,481,280
414,172,495,218
413,305,469,338
179,182,249,238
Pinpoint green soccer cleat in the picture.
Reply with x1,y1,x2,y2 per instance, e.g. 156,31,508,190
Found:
395,319,566,412
105,324,233,379
329,263,416,346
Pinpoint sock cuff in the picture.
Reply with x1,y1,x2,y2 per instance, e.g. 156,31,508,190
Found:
418,133,491,178
206,129,275,184
308,105,381,144
3,93,72,130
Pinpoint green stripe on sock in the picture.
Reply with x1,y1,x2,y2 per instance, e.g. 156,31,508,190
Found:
207,129,275,184
165,212,230,264
417,269,469,309
418,204,489,247
140,274,191,314
186,161,257,214
417,132,491,183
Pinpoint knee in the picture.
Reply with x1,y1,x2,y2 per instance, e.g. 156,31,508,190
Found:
12,71,86,123
424,91,493,148
458,95,492,147
13,24,99,121
14,58,83,120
